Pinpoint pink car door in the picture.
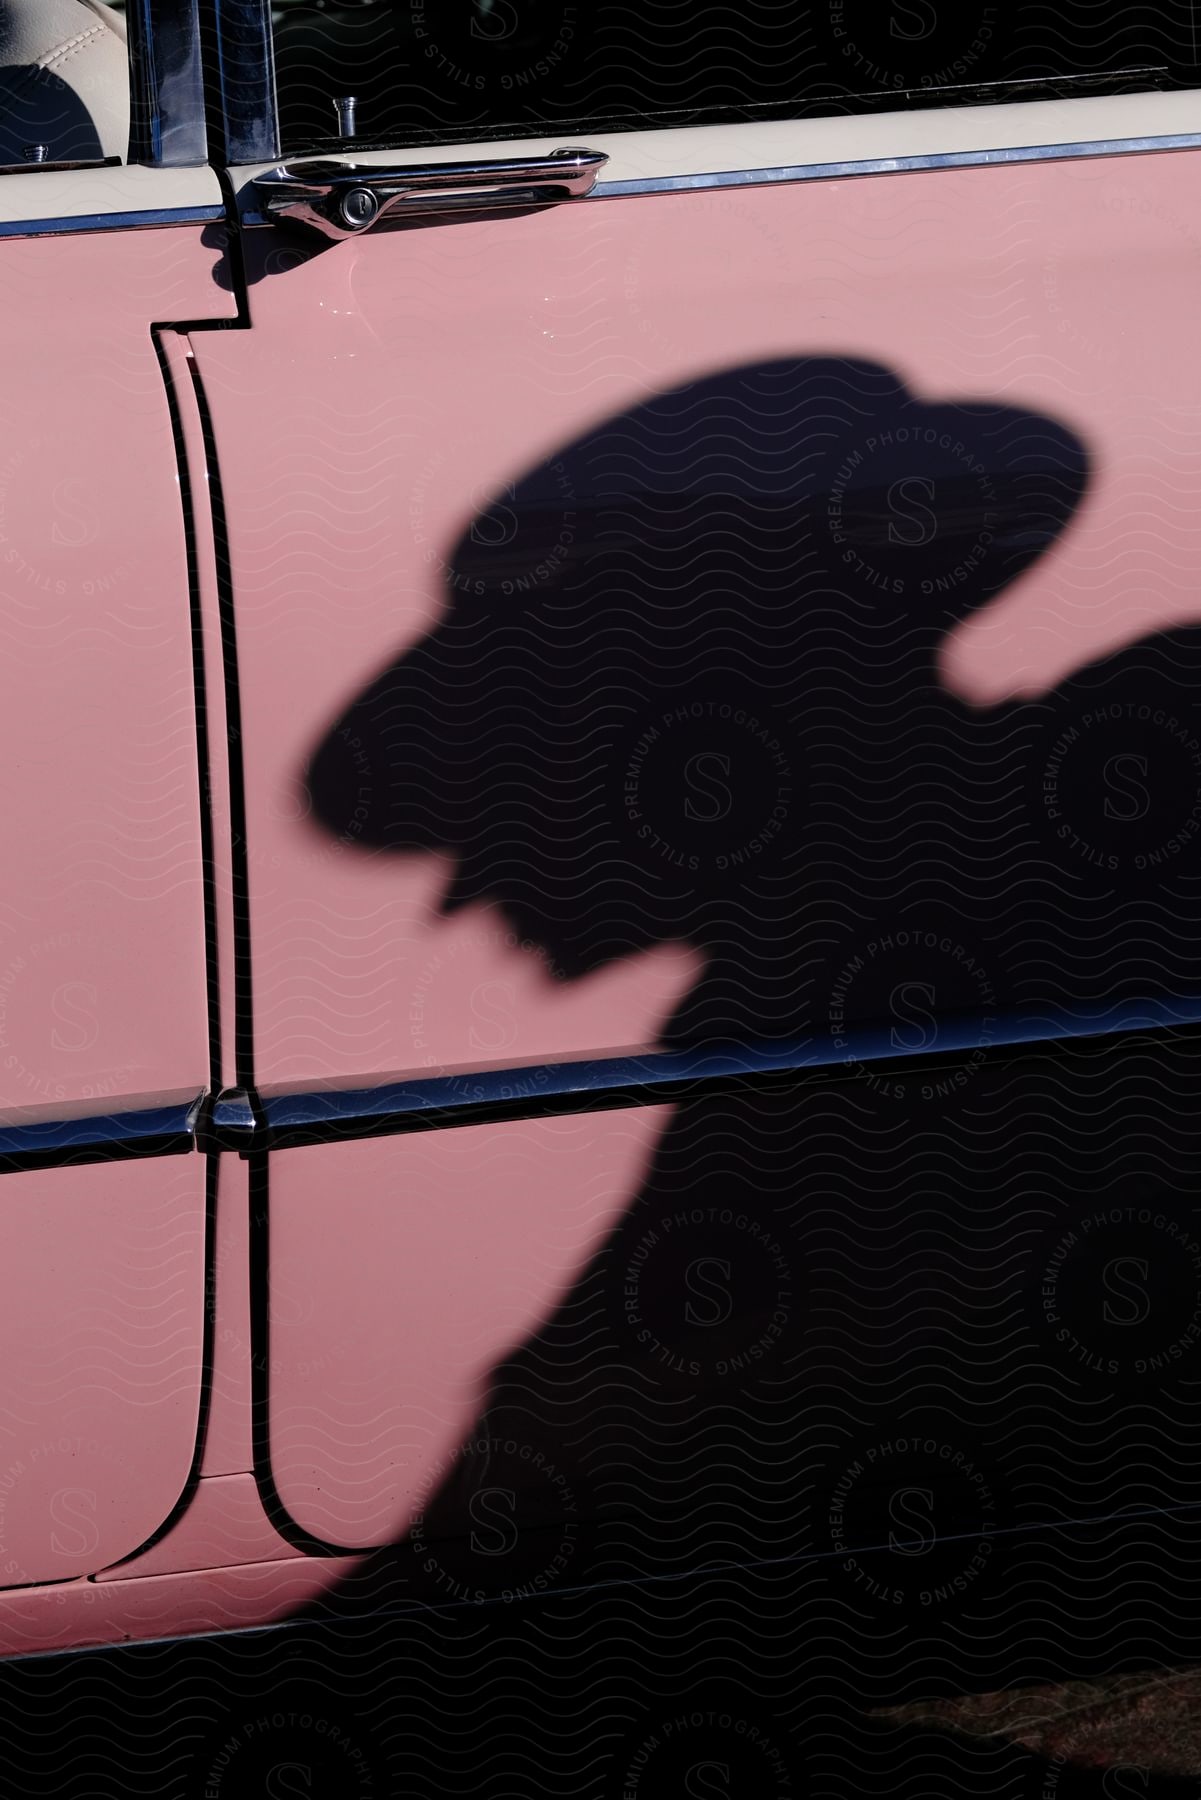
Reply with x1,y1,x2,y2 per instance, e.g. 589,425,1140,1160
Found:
0,0,235,1601
187,0,1201,1633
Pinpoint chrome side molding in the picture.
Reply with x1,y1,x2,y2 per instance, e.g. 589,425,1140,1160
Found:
0,1095,203,1170
208,993,1201,1156
251,146,609,239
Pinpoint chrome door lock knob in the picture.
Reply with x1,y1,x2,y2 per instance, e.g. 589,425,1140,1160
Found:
339,186,379,230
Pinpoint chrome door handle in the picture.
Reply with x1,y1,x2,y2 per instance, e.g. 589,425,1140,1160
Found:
251,146,609,240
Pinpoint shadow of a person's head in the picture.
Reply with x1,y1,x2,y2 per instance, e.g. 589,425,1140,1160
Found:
308,355,1089,1040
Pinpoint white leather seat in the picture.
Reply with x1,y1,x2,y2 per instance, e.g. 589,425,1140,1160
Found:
0,0,128,166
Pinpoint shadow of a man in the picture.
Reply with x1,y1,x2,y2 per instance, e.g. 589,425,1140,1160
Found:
297,358,1201,1692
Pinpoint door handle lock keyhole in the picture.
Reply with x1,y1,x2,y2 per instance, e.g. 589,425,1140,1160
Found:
339,186,379,231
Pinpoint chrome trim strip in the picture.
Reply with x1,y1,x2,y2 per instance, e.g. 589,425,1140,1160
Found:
0,204,225,240
0,1097,203,1162
210,0,279,165
212,1090,257,1132
592,131,1201,197
126,0,208,170
256,993,1201,1144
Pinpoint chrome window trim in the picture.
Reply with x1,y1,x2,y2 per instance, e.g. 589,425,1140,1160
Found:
127,0,208,168
126,0,279,169
238,126,1201,227
206,0,279,165
0,203,224,239
592,130,1201,197
234,90,1201,221
239,129,1201,229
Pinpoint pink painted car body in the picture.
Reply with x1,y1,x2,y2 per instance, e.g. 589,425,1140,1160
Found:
4,8,1201,1659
